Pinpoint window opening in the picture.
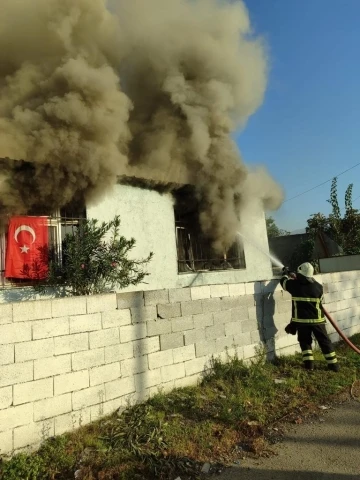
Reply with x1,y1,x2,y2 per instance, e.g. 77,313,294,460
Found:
174,186,245,273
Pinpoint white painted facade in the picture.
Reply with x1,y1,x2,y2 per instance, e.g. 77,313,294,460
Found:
88,183,273,291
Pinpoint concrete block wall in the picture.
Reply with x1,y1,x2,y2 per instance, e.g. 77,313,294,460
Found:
1,272,360,455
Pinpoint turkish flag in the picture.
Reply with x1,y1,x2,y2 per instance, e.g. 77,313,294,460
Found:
5,216,49,279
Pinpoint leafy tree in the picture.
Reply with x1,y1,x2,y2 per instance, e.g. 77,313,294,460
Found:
33,215,153,296
266,216,290,238
306,177,360,255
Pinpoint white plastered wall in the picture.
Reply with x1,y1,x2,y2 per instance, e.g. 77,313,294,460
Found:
87,184,272,291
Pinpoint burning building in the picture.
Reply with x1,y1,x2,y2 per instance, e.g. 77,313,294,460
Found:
0,0,282,295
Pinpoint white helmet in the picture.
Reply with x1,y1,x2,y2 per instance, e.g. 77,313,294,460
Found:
297,262,314,278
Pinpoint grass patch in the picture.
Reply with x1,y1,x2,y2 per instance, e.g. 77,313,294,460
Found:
1,335,359,479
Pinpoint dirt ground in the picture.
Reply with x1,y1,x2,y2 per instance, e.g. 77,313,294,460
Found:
217,400,360,480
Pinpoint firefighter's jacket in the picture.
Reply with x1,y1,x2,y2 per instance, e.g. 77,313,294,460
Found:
280,274,325,324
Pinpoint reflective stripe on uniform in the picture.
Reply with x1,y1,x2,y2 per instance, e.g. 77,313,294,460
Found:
291,296,324,323
324,352,338,364
292,318,325,324
302,349,314,361
292,297,321,303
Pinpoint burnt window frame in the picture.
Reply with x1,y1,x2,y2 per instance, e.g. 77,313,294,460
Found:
174,186,246,274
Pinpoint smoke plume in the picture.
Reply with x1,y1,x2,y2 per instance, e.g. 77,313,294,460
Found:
0,0,283,252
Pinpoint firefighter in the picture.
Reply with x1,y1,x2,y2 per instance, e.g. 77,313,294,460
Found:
281,262,339,372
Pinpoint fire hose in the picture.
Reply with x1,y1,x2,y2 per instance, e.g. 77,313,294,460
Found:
322,306,360,355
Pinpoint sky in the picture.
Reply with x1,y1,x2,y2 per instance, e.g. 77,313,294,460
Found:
235,0,360,233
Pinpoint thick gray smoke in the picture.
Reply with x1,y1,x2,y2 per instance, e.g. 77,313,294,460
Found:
0,0,283,252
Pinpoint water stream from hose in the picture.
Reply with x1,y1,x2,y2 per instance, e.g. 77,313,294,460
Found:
236,231,284,268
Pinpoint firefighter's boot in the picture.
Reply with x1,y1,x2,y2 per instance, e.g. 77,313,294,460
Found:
303,360,314,370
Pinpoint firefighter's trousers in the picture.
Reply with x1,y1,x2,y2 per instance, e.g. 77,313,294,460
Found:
296,323,338,370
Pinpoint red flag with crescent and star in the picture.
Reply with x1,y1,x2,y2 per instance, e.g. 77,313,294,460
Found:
5,216,49,279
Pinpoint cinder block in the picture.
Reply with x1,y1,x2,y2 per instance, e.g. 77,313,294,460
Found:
0,386,13,409
191,286,210,300
90,396,129,421
0,344,14,366
213,310,232,325
228,283,246,297
0,322,31,345
221,296,248,311
175,375,200,389
157,303,181,319
241,319,258,333
87,294,117,314
0,361,33,388
15,338,54,362
251,330,261,343
131,306,157,324
0,430,13,454
243,343,259,359
210,284,229,298
169,288,191,303
70,313,102,334
102,309,131,329
231,306,249,322
148,350,174,370
34,394,72,421
160,332,184,350
55,370,89,395
34,355,71,380
72,348,105,371
144,289,169,306
195,340,216,357
52,297,86,318
90,328,119,349
216,335,234,353
55,333,89,355
14,419,55,450
193,313,213,328
147,319,171,336
105,343,133,364
13,300,52,322
14,378,53,405
173,345,196,364
149,381,175,397
117,292,144,309
225,321,241,337
133,337,160,357
181,300,203,316
90,363,121,387
72,385,106,410
184,328,206,346
0,303,13,325
162,363,185,382
105,376,136,401
201,298,222,313
32,317,69,340
185,356,210,376
171,315,194,332
205,324,225,341
121,357,148,377
245,282,260,295
0,403,33,431
233,332,251,347
134,369,162,391
248,305,263,321
120,324,146,343
55,408,91,435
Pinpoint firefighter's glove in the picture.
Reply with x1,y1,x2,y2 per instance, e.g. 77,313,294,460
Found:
282,266,290,276
285,322,297,335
